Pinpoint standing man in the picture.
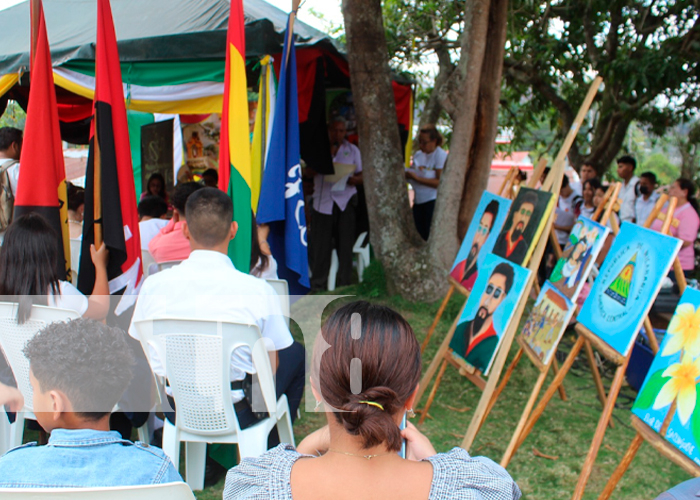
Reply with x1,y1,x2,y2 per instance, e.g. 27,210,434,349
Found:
0,127,23,231
617,155,639,222
308,116,363,292
571,161,598,196
453,263,514,373
635,171,659,225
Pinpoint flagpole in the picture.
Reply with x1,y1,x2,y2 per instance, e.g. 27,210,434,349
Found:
93,132,103,248
285,0,301,65
260,61,268,172
30,0,40,70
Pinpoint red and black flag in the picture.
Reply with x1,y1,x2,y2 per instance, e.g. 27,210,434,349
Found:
78,0,142,314
15,0,71,280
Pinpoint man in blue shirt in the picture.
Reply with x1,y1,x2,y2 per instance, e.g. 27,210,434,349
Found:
0,318,182,488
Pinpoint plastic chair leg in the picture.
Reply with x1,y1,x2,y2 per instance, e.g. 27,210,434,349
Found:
185,441,207,491
136,423,149,444
161,420,180,470
9,413,25,449
276,412,295,447
327,250,339,291
0,409,10,455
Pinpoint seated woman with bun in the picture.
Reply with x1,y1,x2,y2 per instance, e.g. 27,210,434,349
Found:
224,301,521,500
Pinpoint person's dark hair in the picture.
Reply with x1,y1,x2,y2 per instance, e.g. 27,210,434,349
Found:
561,175,570,188
24,318,135,421
0,213,61,323
185,187,232,247
583,178,602,194
514,190,539,212
202,168,219,184
640,171,657,185
138,195,169,219
617,155,637,170
676,177,700,215
312,302,421,451
491,262,515,295
250,211,269,274
66,183,85,212
145,173,167,200
0,127,22,151
419,124,444,147
172,181,203,215
483,200,499,229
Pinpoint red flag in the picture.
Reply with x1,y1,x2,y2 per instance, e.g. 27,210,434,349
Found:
78,0,142,314
15,0,71,280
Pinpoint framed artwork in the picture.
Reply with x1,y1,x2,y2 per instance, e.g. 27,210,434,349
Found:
450,254,532,375
449,193,512,292
521,281,576,366
492,187,554,266
549,216,610,300
632,288,700,465
578,222,682,357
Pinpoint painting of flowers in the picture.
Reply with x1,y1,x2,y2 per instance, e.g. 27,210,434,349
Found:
632,288,700,465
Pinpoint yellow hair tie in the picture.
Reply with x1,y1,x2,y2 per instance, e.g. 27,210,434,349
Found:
359,401,384,411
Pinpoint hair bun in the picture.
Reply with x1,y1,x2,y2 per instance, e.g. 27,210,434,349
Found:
338,386,402,451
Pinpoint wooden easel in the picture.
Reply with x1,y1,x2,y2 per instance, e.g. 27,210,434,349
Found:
420,166,520,355
500,197,684,500
597,271,694,500
416,77,604,434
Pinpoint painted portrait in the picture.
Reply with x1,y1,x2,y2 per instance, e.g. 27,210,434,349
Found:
450,254,532,375
492,187,554,266
521,281,575,366
632,289,700,464
578,222,682,357
449,193,512,292
549,216,609,300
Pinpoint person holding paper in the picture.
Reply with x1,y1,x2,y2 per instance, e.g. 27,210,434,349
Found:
308,116,363,292
405,124,447,240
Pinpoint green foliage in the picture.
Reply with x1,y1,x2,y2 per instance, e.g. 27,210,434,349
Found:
0,100,26,129
632,369,670,411
357,259,387,298
641,153,680,186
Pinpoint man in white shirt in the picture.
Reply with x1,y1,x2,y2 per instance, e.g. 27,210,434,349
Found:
0,127,22,231
635,171,660,226
554,175,582,246
137,195,169,250
570,161,598,196
129,187,305,436
617,155,639,222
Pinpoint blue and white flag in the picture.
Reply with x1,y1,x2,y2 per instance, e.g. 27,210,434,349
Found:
257,16,310,292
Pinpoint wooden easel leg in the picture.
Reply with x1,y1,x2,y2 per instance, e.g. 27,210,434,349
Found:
597,433,644,500
643,317,659,354
418,359,448,425
571,357,631,500
584,339,614,429
511,336,585,460
479,349,524,433
421,285,455,354
552,357,567,401
500,367,550,467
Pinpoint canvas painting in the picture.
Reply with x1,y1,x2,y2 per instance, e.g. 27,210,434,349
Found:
632,288,700,466
521,281,576,366
578,222,682,357
450,254,532,376
549,216,610,300
449,193,512,292
492,187,554,266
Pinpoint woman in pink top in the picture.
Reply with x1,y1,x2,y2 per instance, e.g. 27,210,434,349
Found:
652,178,700,275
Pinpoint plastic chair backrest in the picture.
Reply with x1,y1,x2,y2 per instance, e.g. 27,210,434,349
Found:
142,250,156,277
0,303,79,411
133,318,277,436
158,261,181,272
0,482,196,499
70,239,82,280
265,279,290,327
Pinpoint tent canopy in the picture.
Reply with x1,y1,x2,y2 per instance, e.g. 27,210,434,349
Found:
0,0,342,75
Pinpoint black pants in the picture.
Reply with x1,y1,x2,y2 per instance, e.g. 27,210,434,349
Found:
413,200,436,241
165,341,306,447
309,196,357,292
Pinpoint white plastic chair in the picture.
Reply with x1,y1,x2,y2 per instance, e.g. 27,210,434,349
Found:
327,232,370,291
133,318,294,491
0,303,79,448
265,279,290,327
157,260,181,272
70,238,82,281
0,482,195,499
0,406,11,456
142,249,156,277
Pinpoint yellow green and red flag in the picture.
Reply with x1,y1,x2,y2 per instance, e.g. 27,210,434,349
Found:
218,0,252,272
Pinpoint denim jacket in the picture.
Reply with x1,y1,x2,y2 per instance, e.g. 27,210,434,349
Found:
0,428,182,488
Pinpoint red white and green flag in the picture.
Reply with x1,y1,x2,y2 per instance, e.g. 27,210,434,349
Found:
218,0,252,272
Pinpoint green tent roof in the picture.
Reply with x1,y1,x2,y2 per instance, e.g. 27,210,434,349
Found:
0,0,343,75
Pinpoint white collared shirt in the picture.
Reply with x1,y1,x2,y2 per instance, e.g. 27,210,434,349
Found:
619,175,639,222
635,192,660,226
129,250,293,389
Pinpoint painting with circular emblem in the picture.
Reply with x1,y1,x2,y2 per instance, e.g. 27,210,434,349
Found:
577,222,682,357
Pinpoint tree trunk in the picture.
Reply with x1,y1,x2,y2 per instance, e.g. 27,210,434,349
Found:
457,0,509,240
417,44,455,130
342,0,445,301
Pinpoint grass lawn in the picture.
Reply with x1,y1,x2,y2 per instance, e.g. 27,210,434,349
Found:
99,264,688,499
